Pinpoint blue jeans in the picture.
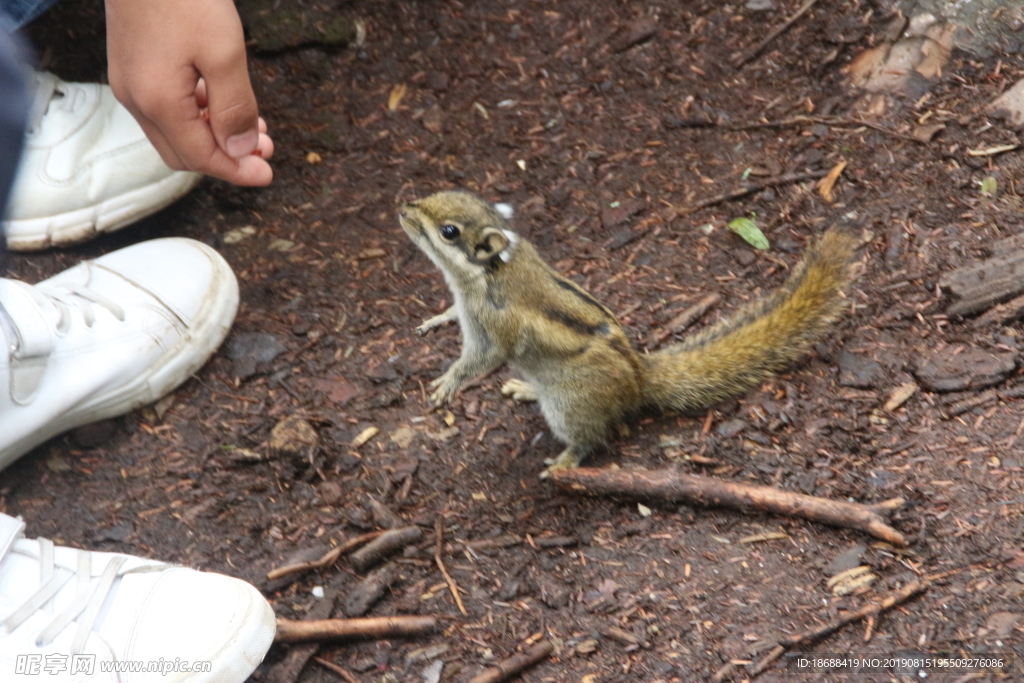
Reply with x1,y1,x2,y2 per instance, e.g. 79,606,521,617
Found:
0,0,52,260
0,0,57,33
0,29,29,264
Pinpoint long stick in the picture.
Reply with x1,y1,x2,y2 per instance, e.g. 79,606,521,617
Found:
468,641,555,683
733,0,821,67
681,171,827,215
550,467,907,545
749,579,930,675
274,616,437,643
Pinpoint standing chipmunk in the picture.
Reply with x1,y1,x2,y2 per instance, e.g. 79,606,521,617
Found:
399,191,856,477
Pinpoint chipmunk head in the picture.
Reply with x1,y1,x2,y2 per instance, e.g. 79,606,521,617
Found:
399,191,518,277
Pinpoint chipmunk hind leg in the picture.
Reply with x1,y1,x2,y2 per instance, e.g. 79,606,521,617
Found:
535,380,635,479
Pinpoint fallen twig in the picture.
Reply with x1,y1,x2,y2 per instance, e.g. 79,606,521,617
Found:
349,526,423,571
748,579,930,676
468,641,555,683
550,467,907,545
435,517,468,615
649,293,721,348
729,115,921,144
682,171,828,215
265,593,334,683
274,615,437,643
733,0,821,67
314,657,362,683
267,531,383,581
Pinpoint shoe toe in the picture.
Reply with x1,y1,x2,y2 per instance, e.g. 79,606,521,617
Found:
87,238,239,328
113,568,276,682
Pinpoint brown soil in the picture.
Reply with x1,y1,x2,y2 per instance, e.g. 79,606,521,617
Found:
4,1,1024,682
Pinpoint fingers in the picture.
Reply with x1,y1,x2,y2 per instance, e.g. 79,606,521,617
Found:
104,0,273,187
140,67,273,186
194,25,261,160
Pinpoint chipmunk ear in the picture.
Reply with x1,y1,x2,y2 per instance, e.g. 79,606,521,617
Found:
473,227,509,262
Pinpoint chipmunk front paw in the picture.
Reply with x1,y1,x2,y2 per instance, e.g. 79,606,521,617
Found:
428,372,460,405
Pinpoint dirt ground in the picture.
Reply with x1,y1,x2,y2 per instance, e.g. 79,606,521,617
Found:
4,1,1024,681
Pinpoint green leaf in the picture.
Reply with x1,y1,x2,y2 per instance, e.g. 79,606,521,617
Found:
727,217,770,250
980,176,998,197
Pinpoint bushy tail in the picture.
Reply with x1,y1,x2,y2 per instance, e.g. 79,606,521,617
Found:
642,230,857,411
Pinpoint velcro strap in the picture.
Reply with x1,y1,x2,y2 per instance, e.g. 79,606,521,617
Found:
0,514,26,564
0,280,54,405
0,279,53,360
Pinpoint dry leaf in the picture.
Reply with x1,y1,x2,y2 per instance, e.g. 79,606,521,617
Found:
312,377,360,406
357,248,386,259
351,426,379,448
389,426,416,449
817,160,848,202
738,531,788,544
884,382,918,412
388,83,407,111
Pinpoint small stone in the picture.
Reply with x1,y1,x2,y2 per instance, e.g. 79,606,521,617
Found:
426,70,450,91
45,455,72,473
838,349,885,388
600,198,646,228
319,481,344,505
536,572,570,608
985,611,1020,638
269,416,320,462
608,17,658,53
716,419,747,438
987,78,1024,130
97,521,134,543
70,420,118,449
745,0,775,9
825,543,867,575
914,347,1017,392
227,332,286,380
421,105,443,133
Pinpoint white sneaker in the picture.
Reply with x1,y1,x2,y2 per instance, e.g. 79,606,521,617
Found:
0,237,239,470
0,513,276,682
2,72,201,251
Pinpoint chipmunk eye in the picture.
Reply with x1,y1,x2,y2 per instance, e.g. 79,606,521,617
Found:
439,224,460,240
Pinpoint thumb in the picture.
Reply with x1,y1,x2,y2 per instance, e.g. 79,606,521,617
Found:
200,45,261,159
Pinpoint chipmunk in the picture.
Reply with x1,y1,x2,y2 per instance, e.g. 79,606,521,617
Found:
399,191,856,477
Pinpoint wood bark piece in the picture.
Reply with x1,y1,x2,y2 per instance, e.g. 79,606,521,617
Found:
367,496,405,529
940,233,1024,317
551,467,907,546
343,564,400,617
349,526,423,571
274,615,437,643
974,292,1024,328
468,641,555,683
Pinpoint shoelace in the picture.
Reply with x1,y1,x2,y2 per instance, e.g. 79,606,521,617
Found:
41,284,127,332
0,279,126,365
1,540,164,654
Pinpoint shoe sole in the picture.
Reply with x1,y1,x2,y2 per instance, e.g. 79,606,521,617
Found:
3,172,201,251
0,240,239,469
